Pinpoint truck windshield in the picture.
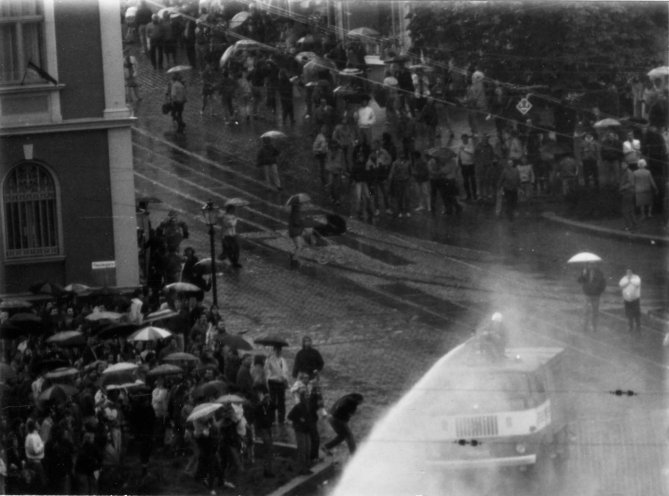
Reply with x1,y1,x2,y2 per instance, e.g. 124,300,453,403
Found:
419,371,533,414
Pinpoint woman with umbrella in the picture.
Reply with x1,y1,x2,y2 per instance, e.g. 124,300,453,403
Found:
165,71,188,134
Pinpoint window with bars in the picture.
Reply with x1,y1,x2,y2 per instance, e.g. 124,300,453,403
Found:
0,0,44,85
3,161,61,259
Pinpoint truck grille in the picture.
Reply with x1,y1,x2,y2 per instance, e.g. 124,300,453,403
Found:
455,415,499,438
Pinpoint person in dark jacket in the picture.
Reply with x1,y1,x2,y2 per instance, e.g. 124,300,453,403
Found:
292,336,324,379
577,262,606,332
251,384,274,477
323,393,363,455
287,390,312,475
74,430,102,495
256,136,282,190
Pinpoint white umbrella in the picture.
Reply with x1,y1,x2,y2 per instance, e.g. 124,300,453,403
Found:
285,193,311,207
593,118,621,129
164,282,201,293
224,198,250,207
127,326,172,342
102,362,139,374
220,45,236,68
85,311,123,322
187,402,224,423
260,130,288,140
647,66,669,79
229,10,250,29
567,252,602,264
347,27,379,38
166,65,192,74
144,308,178,323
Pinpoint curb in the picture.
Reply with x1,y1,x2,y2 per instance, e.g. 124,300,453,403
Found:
541,212,669,246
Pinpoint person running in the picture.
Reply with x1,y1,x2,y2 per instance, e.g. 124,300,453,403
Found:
323,393,363,456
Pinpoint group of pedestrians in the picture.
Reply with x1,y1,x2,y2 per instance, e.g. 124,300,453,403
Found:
0,288,363,494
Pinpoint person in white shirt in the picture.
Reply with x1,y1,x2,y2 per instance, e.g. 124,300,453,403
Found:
619,268,641,332
622,131,641,169
264,346,290,424
354,96,376,147
24,418,46,488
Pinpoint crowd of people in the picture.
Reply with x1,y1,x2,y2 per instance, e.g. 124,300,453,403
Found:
124,0,669,233
0,286,364,495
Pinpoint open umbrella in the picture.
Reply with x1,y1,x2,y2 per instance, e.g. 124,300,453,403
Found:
593,118,621,129
46,330,86,347
194,379,229,399
409,64,433,72
30,281,66,297
147,363,183,378
219,334,254,351
234,39,263,50
0,299,32,310
96,322,140,340
567,252,602,264
339,68,363,76
85,311,123,322
187,402,224,423
220,45,236,68
228,10,250,29
102,362,139,375
64,283,92,295
0,363,16,382
44,367,79,380
163,352,199,363
426,147,456,160
144,308,179,323
347,27,380,38
166,65,192,74
647,66,669,79
261,130,288,140
193,258,226,275
106,379,146,391
127,326,172,342
0,322,25,341
83,360,108,373
215,394,246,404
164,282,201,294
223,198,250,208
285,193,311,207
295,51,317,63
38,384,78,403
254,335,289,347
9,312,42,326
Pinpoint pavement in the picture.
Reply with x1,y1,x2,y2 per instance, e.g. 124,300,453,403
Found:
126,42,669,495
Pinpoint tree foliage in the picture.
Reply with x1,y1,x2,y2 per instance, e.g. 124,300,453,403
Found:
407,2,668,87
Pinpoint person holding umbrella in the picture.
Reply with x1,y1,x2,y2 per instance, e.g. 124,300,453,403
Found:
165,71,187,134
578,261,606,333
256,136,283,191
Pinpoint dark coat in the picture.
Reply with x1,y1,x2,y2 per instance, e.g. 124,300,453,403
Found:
578,267,606,296
292,347,324,378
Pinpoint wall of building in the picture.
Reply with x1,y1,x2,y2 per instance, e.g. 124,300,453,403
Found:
54,2,106,120
1,130,115,292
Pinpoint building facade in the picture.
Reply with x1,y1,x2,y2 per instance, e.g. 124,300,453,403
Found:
0,0,139,294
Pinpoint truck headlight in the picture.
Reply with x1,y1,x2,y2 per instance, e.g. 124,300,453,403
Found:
515,443,527,454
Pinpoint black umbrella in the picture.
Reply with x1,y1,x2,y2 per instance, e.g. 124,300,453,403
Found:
38,384,78,403
96,322,140,340
9,312,42,326
38,358,70,372
219,334,254,351
194,379,229,399
29,281,66,297
254,335,289,348
0,321,25,341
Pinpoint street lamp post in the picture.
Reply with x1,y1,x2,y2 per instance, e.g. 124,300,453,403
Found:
201,200,218,306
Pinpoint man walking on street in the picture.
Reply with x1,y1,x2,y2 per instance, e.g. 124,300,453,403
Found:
497,159,520,222
256,136,283,191
619,161,637,231
619,268,641,332
578,262,606,332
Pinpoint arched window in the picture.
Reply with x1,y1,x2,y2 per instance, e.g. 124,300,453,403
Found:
3,161,61,259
